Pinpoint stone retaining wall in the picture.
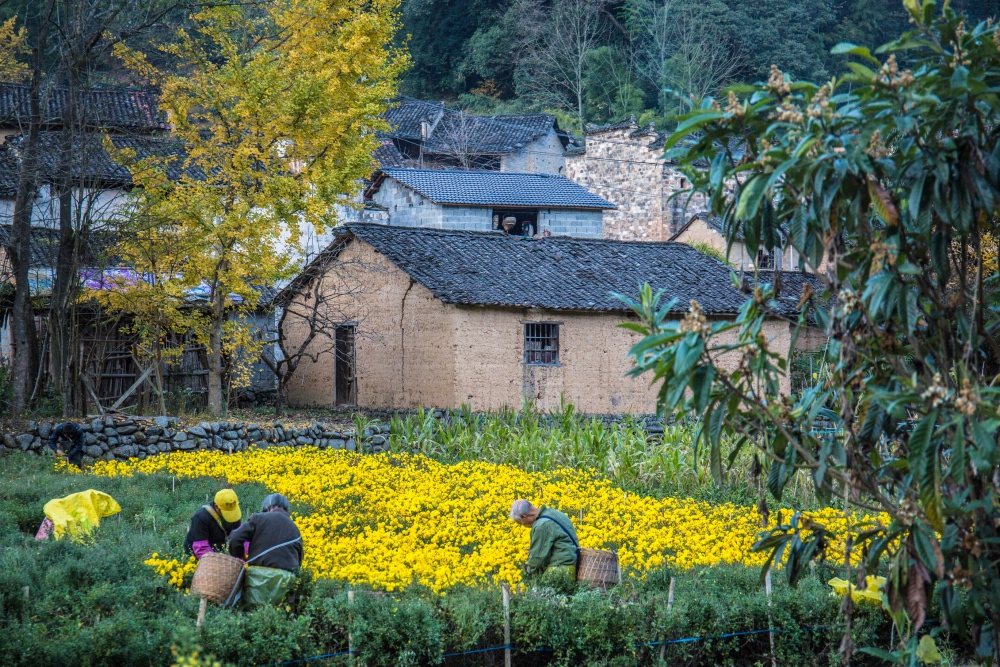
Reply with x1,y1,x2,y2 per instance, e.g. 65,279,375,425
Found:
0,416,391,463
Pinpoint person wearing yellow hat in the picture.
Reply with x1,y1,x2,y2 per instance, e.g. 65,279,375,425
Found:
183,489,242,560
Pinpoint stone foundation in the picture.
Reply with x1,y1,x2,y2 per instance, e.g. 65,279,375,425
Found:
1,416,391,463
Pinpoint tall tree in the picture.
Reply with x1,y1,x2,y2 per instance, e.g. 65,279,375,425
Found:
625,0,742,113
624,3,1000,662
8,0,54,414
46,0,185,417
109,0,407,415
514,0,609,132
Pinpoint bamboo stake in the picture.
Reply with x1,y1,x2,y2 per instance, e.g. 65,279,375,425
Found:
348,589,355,664
765,569,776,667
196,597,207,630
659,577,675,662
502,583,512,667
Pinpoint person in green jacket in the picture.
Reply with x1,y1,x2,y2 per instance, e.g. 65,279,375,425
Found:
509,499,578,585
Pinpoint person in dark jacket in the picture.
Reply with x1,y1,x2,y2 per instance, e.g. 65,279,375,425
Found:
48,423,86,466
183,489,242,559
228,493,303,571
228,493,303,608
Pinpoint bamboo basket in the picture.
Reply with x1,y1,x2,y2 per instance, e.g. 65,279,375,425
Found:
577,548,621,590
190,552,245,605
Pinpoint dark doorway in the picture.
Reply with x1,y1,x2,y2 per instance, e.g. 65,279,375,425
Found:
334,324,356,405
492,208,539,237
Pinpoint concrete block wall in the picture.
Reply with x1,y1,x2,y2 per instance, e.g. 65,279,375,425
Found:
439,206,493,231
373,179,444,228
539,209,603,238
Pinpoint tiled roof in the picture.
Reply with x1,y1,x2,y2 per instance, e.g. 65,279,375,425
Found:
341,223,752,314
383,97,557,157
585,115,639,135
0,224,58,268
375,167,616,209
4,132,193,189
0,83,167,131
373,141,406,168
0,150,17,197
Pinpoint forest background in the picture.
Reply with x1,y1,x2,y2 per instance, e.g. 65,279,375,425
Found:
4,0,998,134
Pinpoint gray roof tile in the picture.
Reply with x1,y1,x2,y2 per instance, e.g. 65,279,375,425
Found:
0,83,167,131
343,223,750,314
383,97,557,156
376,167,616,209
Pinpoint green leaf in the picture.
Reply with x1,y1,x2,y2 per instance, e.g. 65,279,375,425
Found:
931,230,950,282
662,113,727,150
909,412,943,532
831,42,881,64
949,421,966,483
915,634,941,664
844,62,878,82
735,174,769,222
912,523,941,575
858,647,899,661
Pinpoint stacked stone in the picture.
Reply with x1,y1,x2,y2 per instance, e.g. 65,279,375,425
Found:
0,418,392,463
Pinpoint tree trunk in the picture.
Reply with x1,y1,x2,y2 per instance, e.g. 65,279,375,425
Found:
206,288,225,416
52,123,77,416
9,1,55,413
275,379,286,417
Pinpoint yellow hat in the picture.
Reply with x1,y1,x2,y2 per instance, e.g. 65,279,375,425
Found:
214,489,241,523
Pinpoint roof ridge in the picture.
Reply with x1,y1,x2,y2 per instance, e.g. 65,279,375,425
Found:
345,222,722,251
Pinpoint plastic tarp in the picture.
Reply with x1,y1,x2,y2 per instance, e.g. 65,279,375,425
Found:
43,489,121,540
241,566,295,609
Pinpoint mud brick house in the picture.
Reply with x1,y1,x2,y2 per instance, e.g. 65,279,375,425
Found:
364,167,615,238
277,223,822,413
379,96,572,174
565,116,711,242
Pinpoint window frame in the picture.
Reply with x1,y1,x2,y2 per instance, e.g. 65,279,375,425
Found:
756,248,775,270
523,321,561,366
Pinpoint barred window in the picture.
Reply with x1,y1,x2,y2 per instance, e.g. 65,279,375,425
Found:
524,323,559,365
756,249,775,269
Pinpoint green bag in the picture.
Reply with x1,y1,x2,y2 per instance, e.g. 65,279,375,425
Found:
241,566,295,609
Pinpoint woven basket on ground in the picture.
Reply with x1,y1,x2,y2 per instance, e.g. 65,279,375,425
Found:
577,548,621,590
190,552,245,604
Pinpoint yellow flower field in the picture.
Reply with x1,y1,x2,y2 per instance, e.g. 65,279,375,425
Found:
89,448,883,593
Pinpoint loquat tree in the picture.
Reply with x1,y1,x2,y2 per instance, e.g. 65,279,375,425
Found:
623,1,1000,663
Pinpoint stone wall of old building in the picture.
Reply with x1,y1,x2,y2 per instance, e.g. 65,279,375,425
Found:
501,128,566,175
564,121,707,242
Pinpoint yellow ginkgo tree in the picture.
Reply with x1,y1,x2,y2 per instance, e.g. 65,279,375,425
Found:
106,0,407,414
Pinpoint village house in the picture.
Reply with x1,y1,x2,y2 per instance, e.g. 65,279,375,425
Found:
364,167,615,238
277,223,822,414
0,83,173,232
669,214,805,272
564,116,711,242
378,96,572,174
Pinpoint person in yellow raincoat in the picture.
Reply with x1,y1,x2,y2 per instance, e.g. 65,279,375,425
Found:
35,489,121,540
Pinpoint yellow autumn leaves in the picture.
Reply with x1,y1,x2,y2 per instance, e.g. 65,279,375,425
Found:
90,448,882,593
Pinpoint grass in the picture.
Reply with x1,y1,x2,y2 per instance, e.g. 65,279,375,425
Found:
386,405,818,508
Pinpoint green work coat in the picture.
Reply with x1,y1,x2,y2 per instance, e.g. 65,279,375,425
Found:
526,507,578,574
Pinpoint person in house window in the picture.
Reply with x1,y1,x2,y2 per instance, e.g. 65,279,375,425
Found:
183,489,242,560
47,422,86,467
509,499,578,585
